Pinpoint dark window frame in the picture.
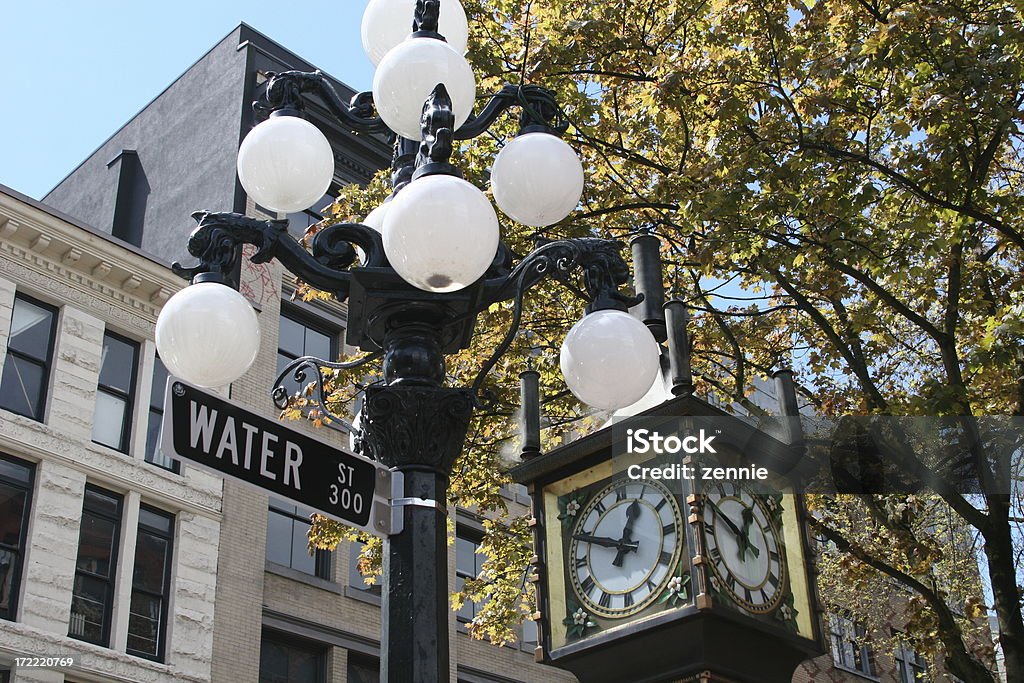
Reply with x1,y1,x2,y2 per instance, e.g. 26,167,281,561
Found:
829,613,878,678
92,330,139,453
70,485,123,647
277,307,339,370
266,499,331,579
0,453,35,622
258,629,328,683
0,293,57,421
126,504,175,662
346,652,379,683
283,193,336,239
144,356,178,473
455,527,484,624
894,634,930,683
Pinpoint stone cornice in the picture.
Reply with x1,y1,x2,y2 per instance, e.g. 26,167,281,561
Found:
0,189,183,325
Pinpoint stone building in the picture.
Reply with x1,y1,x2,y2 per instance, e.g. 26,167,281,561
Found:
0,184,219,683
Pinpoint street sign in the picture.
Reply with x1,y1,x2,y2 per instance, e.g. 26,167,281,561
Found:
161,378,401,537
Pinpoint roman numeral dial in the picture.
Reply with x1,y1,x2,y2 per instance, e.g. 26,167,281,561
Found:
702,484,787,614
567,478,684,619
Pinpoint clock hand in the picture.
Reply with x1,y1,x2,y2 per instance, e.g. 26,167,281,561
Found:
705,497,760,560
612,499,642,567
705,497,743,537
738,506,761,561
573,533,639,552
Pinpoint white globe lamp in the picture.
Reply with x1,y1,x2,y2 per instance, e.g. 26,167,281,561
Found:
373,38,476,140
382,174,499,292
491,132,584,227
237,115,335,213
559,309,661,410
362,201,392,232
156,282,262,388
361,0,469,66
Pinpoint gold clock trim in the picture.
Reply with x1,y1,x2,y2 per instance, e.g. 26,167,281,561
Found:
704,492,788,614
567,478,684,619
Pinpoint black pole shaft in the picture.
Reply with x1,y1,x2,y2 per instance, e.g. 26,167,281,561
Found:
772,368,805,446
382,468,450,682
360,327,474,683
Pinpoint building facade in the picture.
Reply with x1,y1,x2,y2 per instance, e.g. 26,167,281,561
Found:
0,185,219,683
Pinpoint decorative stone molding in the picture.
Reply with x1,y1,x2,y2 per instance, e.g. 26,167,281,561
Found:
123,274,143,291
91,260,112,279
150,287,172,305
62,247,82,266
30,234,50,252
0,216,18,238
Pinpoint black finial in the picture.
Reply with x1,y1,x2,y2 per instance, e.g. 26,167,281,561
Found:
412,84,461,180
630,230,667,342
664,300,693,395
520,369,541,460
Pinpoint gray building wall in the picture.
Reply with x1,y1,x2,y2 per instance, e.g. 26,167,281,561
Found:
44,24,391,266
44,27,249,263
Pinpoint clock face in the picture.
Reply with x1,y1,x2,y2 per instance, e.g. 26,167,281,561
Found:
568,479,684,619
703,481,787,614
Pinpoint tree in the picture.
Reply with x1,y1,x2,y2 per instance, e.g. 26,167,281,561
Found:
302,0,1023,680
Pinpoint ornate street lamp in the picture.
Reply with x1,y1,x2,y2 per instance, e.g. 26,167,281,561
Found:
155,1,660,680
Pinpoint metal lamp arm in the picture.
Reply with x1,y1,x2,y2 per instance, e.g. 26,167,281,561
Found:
171,211,385,299
255,70,387,134
482,238,642,311
454,84,570,140
470,237,643,404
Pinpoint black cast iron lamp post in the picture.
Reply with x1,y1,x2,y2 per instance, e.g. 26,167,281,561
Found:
154,0,662,679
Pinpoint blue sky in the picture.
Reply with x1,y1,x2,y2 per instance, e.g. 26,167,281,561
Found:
1,1,376,199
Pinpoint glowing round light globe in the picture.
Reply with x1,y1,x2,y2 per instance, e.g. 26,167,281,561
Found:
382,174,499,292
362,201,391,232
491,132,585,227
361,0,469,66
155,282,262,388
236,116,335,213
559,309,661,410
372,38,476,140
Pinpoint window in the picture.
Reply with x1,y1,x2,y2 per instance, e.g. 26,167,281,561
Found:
520,617,538,653
456,530,484,623
0,454,34,621
347,653,379,683
285,194,335,239
266,498,330,578
127,505,174,661
92,332,138,452
348,541,381,598
829,614,877,677
0,294,57,420
70,486,123,646
895,638,929,682
259,631,326,683
277,310,336,400
144,357,178,472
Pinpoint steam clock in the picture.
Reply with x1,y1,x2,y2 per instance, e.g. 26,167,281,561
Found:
511,371,824,683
